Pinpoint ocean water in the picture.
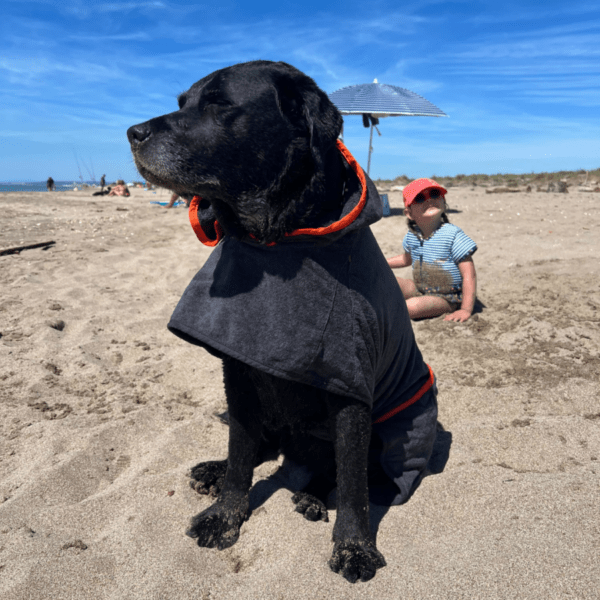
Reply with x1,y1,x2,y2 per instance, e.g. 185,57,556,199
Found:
0,181,102,193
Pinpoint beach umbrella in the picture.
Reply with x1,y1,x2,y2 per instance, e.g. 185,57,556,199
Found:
328,79,448,175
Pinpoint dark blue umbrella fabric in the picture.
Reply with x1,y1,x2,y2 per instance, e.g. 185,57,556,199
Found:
329,79,448,174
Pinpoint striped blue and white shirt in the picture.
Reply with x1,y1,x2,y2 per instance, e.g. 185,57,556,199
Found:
402,223,477,295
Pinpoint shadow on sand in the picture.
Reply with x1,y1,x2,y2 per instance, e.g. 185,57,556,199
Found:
245,421,453,542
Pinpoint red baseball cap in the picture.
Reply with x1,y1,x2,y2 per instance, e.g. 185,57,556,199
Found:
403,178,447,207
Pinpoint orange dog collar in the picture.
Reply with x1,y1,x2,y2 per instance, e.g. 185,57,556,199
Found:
188,139,366,247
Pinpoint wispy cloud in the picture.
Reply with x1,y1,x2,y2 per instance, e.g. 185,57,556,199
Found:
6,0,169,18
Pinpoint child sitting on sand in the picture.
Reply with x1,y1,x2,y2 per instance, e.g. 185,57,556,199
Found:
387,178,477,322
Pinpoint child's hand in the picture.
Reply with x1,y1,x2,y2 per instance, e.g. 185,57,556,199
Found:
444,309,472,323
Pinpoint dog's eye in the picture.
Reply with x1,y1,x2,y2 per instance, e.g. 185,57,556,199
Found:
202,91,230,108
209,99,231,109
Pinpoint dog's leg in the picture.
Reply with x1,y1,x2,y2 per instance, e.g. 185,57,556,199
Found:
327,396,386,583
186,358,262,550
189,427,281,497
286,434,335,522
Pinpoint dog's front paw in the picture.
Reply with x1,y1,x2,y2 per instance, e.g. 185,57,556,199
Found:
186,503,246,550
291,491,329,522
329,539,386,583
188,460,227,497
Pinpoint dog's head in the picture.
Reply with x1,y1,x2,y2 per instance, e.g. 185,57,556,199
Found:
127,60,343,244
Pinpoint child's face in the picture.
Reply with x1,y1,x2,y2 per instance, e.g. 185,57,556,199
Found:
406,191,446,223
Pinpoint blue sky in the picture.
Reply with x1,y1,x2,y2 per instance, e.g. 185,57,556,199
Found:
1,0,599,182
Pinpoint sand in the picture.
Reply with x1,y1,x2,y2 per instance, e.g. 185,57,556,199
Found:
1,185,599,599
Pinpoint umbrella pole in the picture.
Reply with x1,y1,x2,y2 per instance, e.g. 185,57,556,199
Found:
367,122,374,175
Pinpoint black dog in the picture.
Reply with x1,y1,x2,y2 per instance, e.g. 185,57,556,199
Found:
127,61,437,583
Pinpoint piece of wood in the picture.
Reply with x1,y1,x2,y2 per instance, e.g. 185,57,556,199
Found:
0,241,56,256
485,187,521,194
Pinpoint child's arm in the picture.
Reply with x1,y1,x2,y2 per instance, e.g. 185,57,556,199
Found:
444,257,477,322
387,252,412,269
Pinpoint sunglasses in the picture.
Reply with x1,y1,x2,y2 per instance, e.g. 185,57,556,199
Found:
413,188,443,204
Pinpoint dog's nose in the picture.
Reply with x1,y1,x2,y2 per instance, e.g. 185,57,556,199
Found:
127,123,152,145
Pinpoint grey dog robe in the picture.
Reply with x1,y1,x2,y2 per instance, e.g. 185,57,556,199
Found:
168,141,437,505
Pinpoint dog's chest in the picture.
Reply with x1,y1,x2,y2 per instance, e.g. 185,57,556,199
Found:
251,368,329,432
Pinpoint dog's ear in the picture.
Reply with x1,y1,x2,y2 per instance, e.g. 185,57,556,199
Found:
272,67,343,170
301,85,343,172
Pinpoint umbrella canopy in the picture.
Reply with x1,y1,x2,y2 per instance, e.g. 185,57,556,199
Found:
329,79,448,174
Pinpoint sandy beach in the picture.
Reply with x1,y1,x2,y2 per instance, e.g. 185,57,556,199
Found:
1,183,599,599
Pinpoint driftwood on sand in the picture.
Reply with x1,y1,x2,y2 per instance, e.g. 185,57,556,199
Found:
485,187,521,194
0,240,55,256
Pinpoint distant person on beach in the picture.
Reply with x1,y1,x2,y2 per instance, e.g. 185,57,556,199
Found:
108,180,130,197
165,192,191,208
100,174,106,191
387,178,477,322
46,177,55,192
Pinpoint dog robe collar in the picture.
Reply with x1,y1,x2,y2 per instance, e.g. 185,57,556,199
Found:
188,139,366,247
